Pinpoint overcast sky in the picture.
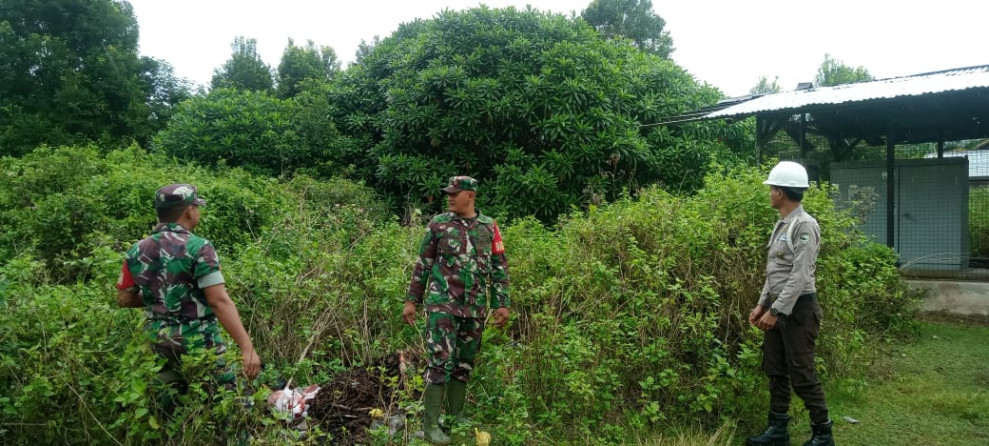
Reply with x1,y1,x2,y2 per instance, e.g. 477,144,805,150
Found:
128,0,985,97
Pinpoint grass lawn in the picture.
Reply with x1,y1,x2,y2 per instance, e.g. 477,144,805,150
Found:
822,319,989,446
651,318,989,446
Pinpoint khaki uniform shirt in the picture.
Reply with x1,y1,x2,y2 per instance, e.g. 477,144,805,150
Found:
758,205,820,315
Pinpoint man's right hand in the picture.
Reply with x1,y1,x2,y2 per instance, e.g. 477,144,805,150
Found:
242,349,262,380
403,301,417,326
748,305,766,325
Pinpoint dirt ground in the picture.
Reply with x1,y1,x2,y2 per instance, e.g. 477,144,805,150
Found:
307,351,419,444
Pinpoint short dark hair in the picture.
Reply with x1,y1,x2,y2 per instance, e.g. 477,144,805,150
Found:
775,186,804,202
156,204,189,223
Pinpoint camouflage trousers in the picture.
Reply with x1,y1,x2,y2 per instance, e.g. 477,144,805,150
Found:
148,321,236,415
424,312,485,384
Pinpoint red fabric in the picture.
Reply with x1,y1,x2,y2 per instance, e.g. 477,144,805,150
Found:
116,261,135,290
492,223,505,254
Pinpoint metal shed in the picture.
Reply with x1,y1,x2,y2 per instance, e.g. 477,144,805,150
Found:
661,65,989,262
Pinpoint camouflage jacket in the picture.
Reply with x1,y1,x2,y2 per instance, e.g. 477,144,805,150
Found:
406,212,510,318
118,223,226,347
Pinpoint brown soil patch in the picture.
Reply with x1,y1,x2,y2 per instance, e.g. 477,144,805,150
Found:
308,351,419,444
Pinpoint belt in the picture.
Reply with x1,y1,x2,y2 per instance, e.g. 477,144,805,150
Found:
797,293,816,303
770,293,816,304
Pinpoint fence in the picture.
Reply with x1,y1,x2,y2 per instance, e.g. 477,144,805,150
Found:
766,135,989,280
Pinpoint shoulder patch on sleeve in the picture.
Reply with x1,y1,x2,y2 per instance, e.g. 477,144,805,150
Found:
492,222,505,254
116,261,135,290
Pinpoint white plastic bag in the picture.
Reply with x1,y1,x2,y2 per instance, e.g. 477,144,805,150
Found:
267,384,320,419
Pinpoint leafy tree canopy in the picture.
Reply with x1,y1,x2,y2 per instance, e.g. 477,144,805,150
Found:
354,35,381,65
580,0,674,58
137,56,193,141
0,0,185,154
275,38,341,99
749,75,781,95
331,6,733,221
154,88,308,177
815,53,873,87
210,36,274,93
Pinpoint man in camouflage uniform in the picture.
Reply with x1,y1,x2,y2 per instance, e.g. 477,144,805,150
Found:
747,162,834,446
116,183,261,414
403,176,510,445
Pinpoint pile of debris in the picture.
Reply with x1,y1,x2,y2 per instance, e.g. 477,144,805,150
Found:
304,351,419,444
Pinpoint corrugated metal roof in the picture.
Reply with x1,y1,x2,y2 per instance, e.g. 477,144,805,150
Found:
706,65,989,119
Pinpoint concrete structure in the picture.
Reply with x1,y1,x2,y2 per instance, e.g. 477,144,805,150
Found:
908,280,989,316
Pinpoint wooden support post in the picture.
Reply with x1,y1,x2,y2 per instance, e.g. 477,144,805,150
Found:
799,113,807,158
756,115,763,165
886,127,896,249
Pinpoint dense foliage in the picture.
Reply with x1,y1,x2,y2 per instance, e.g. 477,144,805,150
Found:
814,53,873,87
0,146,916,444
749,75,781,95
210,36,274,93
0,2,929,444
304,6,744,221
153,85,361,179
275,39,341,99
0,0,189,154
581,0,674,58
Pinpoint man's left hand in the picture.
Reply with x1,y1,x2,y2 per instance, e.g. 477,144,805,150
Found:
756,311,778,331
492,307,510,328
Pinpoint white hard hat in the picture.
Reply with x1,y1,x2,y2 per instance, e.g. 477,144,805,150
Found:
763,161,809,188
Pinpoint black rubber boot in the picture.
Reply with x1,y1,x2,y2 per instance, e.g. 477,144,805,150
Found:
802,420,834,446
747,411,791,446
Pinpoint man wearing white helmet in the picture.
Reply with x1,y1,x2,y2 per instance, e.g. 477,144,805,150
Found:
747,161,834,446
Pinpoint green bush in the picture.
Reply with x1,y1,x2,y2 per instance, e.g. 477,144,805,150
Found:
322,6,747,222
153,89,310,177
0,159,916,444
0,145,395,444
0,145,386,281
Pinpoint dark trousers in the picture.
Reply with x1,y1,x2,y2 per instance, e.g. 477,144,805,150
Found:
762,294,830,423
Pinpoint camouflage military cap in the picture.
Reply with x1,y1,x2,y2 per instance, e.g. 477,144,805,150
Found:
441,176,478,194
155,184,207,209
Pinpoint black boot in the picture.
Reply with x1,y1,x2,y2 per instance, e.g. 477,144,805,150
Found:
747,411,791,446
802,420,834,446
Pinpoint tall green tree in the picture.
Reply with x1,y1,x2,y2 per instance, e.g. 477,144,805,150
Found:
750,75,781,95
580,0,674,58
354,35,381,65
814,53,873,87
331,6,730,221
210,36,273,93
275,39,340,99
800,54,875,163
136,56,192,142
0,0,167,154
